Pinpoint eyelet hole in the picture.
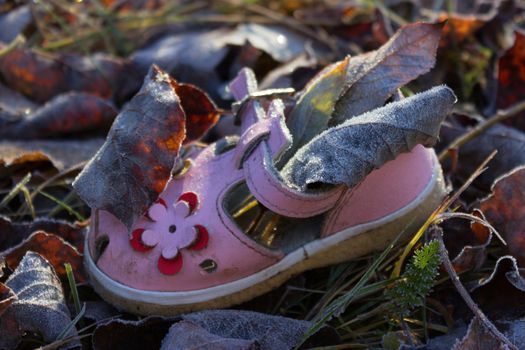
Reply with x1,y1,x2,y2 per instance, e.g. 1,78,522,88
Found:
199,259,217,273
169,225,177,233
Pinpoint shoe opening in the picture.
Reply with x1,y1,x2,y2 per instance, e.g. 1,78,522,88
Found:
222,182,324,254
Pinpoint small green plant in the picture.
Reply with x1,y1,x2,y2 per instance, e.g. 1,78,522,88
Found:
387,240,441,318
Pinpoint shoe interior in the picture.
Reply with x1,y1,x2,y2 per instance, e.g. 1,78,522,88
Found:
223,182,324,254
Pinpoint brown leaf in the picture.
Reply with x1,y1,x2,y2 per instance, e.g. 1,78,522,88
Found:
2,231,86,282
173,83,220,143
0,283,15,317
441,212,492,274
0,93,117,139
0,216,86,254
479,166,525,264
0,138,104,174
0,49,139,103
497,30,525,131
438,14,486,44
73,65,186,230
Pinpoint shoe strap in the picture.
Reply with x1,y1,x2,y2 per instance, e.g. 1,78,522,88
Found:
229,69,344,218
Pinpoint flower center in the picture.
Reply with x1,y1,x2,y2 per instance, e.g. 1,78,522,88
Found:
168,225,177,233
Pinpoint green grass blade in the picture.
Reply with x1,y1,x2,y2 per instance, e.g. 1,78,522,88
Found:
38,190,85,221
0,173,32,209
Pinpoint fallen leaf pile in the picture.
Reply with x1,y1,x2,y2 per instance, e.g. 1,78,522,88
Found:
2,0,525,349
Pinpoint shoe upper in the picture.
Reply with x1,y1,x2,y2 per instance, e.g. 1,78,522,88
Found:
87,69,438,292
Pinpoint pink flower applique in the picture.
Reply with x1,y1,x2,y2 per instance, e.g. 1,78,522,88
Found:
130,192,209,275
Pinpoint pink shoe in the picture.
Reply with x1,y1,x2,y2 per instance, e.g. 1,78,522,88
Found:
84,69,450,315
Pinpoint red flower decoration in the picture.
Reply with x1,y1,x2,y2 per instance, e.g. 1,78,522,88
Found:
130,192,209,275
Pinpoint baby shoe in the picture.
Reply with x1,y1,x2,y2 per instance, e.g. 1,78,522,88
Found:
83,68,454,315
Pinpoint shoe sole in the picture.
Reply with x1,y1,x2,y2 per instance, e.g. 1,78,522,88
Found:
85,154,447,315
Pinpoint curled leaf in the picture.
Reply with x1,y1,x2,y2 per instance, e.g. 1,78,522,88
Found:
479,165,525,265
285,22,443,159
284,59,349,159
471,256,525,320
0,49,139,103
0,93,117,139
73,65,186,230
0,252,74,350
282,85,456,190
173,83,220,143
332,22,444,125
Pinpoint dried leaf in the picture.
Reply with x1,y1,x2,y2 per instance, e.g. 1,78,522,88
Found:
285,22,443,159
92,316,177,350
0,5,31,43
283,58,349,159
132,24,310,72
332,22,443,125
160,320,258,350
438,14,486,44
479,166,525,264
452,316,511,350
130,29,229,99
83,301,119,323
131,24,314,102
441,211,492,274
0,138,104,175
439,122,525,191
0,216,85,253
451,225,491,273
0,283,15,317
0,252,74,350
0,93,117,139
73,65,186,230
424,318,525,350
0,82,38,119
282,86,456,190
1,231,86,282
173,83,220,143
220,24,312,63
471,256,525,320
497,30,525,131
0,49,138,103
181,310,340,350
